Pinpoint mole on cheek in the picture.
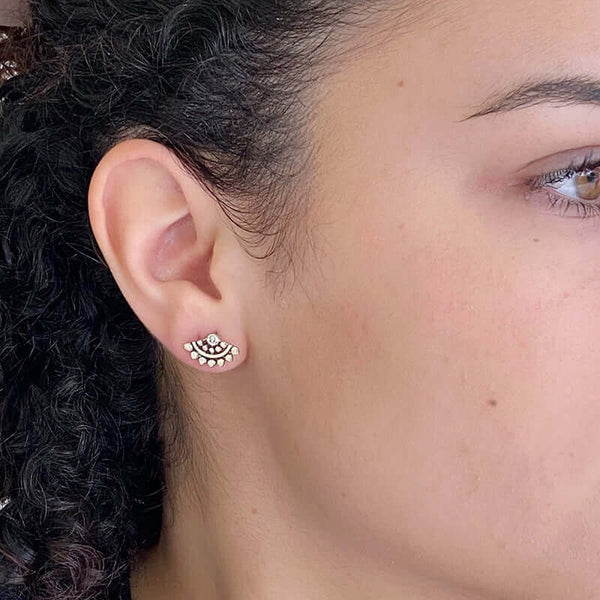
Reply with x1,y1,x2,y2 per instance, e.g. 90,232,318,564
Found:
487,398,498,407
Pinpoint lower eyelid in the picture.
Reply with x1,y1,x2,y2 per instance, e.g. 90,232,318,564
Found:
529,188,600,218
526,188,558,211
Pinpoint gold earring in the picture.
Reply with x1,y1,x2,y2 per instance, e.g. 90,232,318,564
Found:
183,333,239,367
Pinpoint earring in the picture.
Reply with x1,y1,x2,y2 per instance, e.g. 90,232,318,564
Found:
184,332,239,367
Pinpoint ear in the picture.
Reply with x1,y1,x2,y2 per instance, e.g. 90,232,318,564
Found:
87,138,247,372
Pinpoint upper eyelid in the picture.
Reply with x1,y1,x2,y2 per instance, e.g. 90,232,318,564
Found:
525,167,575,189
522,152,600,189
515,145,600,177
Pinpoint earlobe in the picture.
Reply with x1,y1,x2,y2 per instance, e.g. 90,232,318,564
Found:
87,138,247,372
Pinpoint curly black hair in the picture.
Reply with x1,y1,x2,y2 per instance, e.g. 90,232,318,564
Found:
0,1,424,599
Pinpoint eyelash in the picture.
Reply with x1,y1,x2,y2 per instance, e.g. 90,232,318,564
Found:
524,150,600,219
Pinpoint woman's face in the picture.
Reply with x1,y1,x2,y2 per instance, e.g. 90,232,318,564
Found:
242,0,600,596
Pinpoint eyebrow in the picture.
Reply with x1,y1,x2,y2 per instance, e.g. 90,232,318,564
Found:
460,75,600,120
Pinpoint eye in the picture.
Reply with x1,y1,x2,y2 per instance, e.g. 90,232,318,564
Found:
551,168,600,200
524,151,600,219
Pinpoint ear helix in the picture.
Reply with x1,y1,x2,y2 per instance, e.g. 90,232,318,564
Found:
183,332,239,368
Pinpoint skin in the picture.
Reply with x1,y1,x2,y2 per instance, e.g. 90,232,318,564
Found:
0,0,23,26
88,0,600,598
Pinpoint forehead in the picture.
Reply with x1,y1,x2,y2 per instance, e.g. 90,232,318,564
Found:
318,0,600,144
384,0,600,84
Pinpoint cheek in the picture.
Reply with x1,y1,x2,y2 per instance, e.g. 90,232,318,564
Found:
363,200,600,542
266,184,600,594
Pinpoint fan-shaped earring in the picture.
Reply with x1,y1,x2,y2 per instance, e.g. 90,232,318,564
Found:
184,333,239,367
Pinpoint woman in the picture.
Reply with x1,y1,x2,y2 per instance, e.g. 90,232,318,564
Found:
1,0,600,598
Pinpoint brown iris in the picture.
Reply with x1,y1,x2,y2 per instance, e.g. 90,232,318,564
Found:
574,168,600,200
